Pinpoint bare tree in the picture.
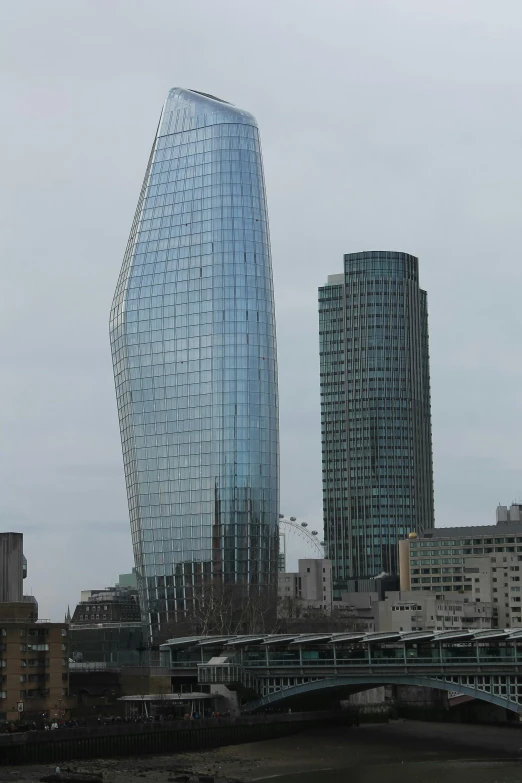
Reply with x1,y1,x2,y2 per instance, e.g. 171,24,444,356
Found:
159,580,278,641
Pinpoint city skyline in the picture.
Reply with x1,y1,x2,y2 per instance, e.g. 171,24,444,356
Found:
110,88,279,636
3,1,522,621
319,251,433,591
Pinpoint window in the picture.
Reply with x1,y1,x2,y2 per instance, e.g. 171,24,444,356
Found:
61,628,67,637
19,675,26,683
0,692,6,699
27,644,49,652
28,674,49,683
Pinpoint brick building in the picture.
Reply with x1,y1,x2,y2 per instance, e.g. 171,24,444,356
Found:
0,601,72,723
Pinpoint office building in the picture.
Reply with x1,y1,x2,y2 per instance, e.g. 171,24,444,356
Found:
399,522,522,627
278,559,332,616
69,579,143,665
110,89,279,638
72,586,140,625
319,251,433,593
117,569,138,590
335,589,493,633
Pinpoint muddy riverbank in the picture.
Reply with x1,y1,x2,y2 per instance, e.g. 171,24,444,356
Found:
2,720,522,783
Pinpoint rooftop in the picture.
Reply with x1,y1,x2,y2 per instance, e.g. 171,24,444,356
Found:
421,524,522,538
160,629,522,649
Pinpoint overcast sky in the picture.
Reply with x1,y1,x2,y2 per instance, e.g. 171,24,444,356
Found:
2,0,522,620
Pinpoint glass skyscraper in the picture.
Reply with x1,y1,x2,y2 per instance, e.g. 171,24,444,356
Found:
110,88,279,638
318,251,433,593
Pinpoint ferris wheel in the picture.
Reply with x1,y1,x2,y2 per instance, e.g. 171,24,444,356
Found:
278,514,325,572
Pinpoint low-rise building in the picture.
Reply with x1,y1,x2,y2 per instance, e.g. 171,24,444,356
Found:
70,575,143,664
335,589,494,633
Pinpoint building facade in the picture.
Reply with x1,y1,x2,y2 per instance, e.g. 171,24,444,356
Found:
278,559,332,616
399,523,522,627
0,602,70,723
318,251,433,593
72,586,140,625
70,580,143,664
110,88,279,637
334,589,493,634
0,533,24,603
496,503,522,524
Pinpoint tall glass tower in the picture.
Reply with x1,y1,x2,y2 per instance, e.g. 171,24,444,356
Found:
318,251,433,593
110,89,279,638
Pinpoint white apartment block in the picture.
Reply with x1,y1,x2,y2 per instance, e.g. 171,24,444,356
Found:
278,558,332,615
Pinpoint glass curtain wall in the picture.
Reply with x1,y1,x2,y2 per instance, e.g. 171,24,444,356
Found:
110,89,279,638
319,251,433,593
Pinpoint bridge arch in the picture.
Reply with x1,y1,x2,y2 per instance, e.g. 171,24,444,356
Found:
243,675,522,715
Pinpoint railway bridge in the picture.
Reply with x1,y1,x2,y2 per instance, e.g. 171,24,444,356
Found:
160,629,522,713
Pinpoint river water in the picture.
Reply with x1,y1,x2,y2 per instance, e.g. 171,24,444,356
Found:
254,721,522,783
272,760,522,783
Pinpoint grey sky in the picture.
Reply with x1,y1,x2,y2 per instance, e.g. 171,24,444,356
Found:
2,0,522,620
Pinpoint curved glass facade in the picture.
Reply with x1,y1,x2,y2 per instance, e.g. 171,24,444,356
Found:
319,251,433,592
110,89,279,636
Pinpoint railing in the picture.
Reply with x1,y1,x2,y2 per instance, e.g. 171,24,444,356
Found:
69,662,171,675
69,662,113,671
198,663,260,693
194,657,522,674
238,654,522,668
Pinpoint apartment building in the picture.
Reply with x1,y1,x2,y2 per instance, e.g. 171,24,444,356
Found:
0,601,71,723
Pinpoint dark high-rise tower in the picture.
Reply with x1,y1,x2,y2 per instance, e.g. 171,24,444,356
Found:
110,89,279,638
318,251,433,593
